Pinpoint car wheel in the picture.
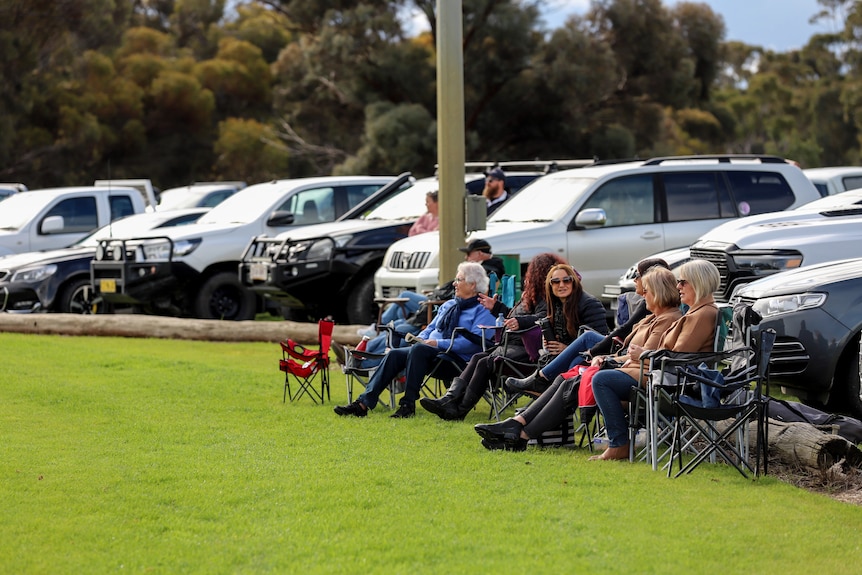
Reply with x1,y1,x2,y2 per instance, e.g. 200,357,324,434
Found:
58,277,101,314
194,272,257,320
345,274,377,325
831,333,862,419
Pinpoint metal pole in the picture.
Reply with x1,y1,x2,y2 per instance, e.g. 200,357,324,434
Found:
436,0,466,286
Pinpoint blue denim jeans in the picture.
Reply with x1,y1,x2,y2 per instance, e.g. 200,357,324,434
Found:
591,368,639,448
358,344,460,409
541,330,605,379
360,320,421,369
380,291,428,324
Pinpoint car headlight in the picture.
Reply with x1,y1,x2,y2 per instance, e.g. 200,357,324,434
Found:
173,238,202,257
140,238,201,261
752,292,827,319
10,264,58,283
731,253,803,272
286,238,333,262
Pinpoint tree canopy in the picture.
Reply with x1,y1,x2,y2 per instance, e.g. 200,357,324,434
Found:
0,0,858,189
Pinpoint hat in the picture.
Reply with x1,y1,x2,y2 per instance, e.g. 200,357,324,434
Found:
459,238,493,254
487,167,506,182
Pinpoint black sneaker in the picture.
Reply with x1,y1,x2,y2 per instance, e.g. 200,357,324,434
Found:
334,400,367,417
390,402,416,419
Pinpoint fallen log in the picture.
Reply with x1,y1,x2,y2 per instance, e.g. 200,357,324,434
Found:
0,313,364,345
762,418,862,472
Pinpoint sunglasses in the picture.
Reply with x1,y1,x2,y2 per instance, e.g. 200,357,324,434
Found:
550,276,575,285
634,272,641,279
677,279,688,287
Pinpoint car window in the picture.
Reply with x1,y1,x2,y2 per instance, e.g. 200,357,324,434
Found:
662,172,730,222
200,190,235,208
109,195,135,220
278,188,334,224
343,185,383,211
725,171,795,215
812,181,829,197
842,176,862,193
581,174,654,227
43,197,98,233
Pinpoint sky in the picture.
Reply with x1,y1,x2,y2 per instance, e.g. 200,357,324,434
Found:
541,0,839,52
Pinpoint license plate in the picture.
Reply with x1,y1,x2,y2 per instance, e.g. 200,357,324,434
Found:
250,263,268,281
100,279,116,293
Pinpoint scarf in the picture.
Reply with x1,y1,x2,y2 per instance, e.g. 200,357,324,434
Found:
436,296,480,339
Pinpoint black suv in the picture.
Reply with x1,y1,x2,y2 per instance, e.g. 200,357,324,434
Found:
238,161,570,324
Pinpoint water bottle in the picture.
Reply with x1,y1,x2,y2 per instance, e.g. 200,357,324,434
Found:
496,313,505,328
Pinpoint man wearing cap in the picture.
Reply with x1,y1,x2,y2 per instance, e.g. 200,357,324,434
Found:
460,238,505,280
484,167,509,215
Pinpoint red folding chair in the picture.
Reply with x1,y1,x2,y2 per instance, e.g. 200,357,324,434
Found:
279,319,334,403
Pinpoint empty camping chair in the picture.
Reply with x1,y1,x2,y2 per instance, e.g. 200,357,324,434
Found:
665,328,776,478
279,318,334,403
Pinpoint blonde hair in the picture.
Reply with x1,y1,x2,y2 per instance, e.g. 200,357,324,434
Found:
677,259,720,301
642,267,680,309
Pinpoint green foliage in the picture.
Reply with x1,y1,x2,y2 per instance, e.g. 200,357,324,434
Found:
3,0,861,188
2,332,862,574
214,117,291,181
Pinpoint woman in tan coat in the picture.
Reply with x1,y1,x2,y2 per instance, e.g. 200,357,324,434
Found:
589,259,720,460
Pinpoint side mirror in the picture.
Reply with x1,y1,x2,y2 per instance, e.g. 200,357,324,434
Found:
573,208,607,229
267,211,296,226
40,215,65,234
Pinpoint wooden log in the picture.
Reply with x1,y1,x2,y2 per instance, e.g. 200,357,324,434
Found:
761,418,862,471
0,313,364,346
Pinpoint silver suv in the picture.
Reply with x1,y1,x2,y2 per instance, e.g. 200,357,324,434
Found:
374,155,821,314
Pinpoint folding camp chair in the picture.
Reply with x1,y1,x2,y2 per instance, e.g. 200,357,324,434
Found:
279,318,334,403
666,328,776,478
485,324,544,420
342,325,402,409
630,303,736,469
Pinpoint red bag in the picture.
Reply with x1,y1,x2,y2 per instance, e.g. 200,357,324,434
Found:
576,364,602,408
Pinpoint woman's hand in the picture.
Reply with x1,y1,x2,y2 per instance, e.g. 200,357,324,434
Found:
423,338,438,347
502,317,518,331
590,355,605,368
545,340,567,354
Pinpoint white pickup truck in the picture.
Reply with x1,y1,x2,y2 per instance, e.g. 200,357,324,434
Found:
90,176,395,320
0,186,150,257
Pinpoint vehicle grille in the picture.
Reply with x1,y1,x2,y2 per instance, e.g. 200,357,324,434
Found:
690,247,730,298
387,251,430,271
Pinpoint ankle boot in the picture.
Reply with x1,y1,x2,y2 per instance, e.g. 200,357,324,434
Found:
505,370,550,394
449,380,487,421
420,377,467,418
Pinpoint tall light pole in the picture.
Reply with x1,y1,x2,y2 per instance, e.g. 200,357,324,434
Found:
436,0,466,286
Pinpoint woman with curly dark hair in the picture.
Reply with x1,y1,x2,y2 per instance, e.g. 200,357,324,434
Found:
421,257,608,420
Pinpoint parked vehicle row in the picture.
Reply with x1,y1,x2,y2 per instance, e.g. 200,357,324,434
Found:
237,160,575,324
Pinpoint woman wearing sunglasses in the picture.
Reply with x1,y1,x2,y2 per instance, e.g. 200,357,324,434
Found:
588,259,720,460
505,257,670,395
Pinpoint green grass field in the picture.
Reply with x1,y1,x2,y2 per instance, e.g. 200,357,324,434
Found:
2,332,861,574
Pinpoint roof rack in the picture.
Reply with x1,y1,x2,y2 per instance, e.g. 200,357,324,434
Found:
435,159,595,175
641,154,789,166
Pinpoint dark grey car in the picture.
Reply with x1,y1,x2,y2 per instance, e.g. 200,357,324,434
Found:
732,258,862,418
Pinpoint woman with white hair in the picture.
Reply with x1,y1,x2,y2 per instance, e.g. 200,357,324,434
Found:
335,261,496,419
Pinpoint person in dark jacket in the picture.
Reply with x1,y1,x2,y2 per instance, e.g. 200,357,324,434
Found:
505,257,669,395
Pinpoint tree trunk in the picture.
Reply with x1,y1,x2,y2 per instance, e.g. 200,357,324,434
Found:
761,419,862,472
0,313,363,345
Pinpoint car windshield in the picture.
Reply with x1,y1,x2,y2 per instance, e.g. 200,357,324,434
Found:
489,176,595,222
0,192,54,230
158,189,202,210
362,181,439,221
197,185,288,225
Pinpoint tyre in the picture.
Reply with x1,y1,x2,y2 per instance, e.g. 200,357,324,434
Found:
832,333,862,419
194,272,257,320
57,277,102,314
345,274,377,325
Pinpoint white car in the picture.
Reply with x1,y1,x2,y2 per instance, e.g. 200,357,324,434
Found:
803,166,862,197
375,155,820,312
691,188,862,300
157,182,246,210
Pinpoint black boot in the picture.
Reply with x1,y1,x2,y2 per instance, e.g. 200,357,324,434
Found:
505,370,551,395
449,381,487,421
474,418,524,442
420,377,467,419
